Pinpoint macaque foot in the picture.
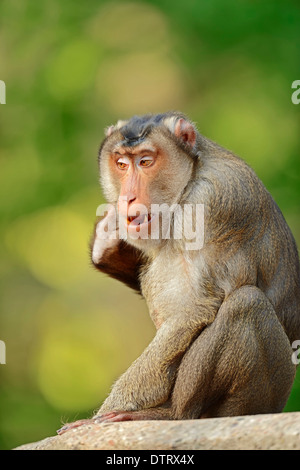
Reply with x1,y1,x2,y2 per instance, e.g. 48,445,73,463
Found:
57,411,152,435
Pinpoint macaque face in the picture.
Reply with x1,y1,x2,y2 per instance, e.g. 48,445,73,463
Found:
99,117,196,248
111,139,168,238
99,114,197,249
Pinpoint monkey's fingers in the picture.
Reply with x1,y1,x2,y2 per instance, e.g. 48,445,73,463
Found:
57,418,97,435
96,411,152,422
57,413,119,434
57,411,150,435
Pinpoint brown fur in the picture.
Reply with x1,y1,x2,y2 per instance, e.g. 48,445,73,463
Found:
58,112,300,434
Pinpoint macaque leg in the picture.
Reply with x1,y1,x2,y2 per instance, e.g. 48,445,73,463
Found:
171,286,296,419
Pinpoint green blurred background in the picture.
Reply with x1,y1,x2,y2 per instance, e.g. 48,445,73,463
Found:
0,0,299,450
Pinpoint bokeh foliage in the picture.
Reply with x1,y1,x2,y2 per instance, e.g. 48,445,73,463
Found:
0,0,299,449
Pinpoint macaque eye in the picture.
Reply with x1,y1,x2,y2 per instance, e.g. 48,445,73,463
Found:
139,157,154,168
116,158,129,170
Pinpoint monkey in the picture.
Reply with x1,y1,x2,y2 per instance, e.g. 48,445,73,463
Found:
58,112,300,434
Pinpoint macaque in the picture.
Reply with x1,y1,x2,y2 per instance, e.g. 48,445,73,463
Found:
58,112,300,434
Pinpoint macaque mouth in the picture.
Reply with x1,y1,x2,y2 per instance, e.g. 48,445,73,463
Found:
127,213,152,226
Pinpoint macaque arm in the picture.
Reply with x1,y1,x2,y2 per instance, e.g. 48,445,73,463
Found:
90,209,145,292
92,238,144,292
97,315,207,415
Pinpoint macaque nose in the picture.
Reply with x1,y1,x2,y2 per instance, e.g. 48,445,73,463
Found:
128,196,136,206
118,194,136,216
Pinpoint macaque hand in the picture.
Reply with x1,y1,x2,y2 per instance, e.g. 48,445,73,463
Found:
57,409,169,435
57,413,117,435
92,206,119,265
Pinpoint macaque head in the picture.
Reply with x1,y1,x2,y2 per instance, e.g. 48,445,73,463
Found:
98,113,199,248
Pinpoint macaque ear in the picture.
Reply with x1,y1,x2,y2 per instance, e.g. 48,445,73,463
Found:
105,120,128,137
163,117,196,148
105,125,116,137
174,118,196,147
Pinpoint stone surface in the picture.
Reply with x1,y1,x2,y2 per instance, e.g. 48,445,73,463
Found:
14,412,300,450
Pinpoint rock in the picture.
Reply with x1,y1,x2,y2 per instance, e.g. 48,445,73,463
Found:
14,412,300,450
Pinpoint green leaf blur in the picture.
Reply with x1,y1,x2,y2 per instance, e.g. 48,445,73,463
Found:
0,0,299,449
